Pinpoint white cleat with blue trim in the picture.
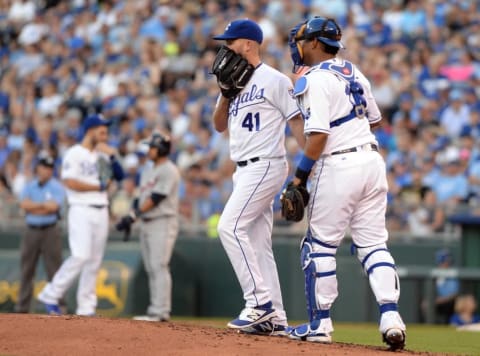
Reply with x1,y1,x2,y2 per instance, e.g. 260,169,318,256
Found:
239,320,291,336
288,322,332,343
227,302,276,329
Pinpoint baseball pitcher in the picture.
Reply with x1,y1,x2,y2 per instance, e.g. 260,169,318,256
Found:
211,19,305,335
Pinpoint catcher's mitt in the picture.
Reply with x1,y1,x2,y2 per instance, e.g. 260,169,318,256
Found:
211,45,255,99
281,182,310,222
97,155,112,191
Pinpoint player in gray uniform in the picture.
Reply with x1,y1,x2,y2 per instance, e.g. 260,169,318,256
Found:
116,132,180,322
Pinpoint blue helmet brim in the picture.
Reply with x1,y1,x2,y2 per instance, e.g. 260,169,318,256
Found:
318,36,345,49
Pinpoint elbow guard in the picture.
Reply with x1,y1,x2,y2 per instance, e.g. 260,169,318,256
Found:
110,155,125,181
151,193,166,206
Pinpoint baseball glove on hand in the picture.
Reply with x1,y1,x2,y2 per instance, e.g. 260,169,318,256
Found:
97,156,112,191
115,211,137,242
281,182,310,222
211,45,255,99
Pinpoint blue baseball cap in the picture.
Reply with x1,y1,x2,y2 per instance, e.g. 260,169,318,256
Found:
435,248,453,265
213,19,263,44
82,114,111,132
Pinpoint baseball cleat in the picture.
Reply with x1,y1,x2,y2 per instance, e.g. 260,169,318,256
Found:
288,323,332,343
383,328,406,351
133,315,169,322
227,302,276,329
44,303,62,316
239,320,291,336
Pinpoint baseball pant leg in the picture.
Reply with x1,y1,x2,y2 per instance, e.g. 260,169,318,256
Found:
249,203,287,326
217,159,286,308
76,207,109,315
38,206,91,304
16,229,41,313
140,217,178,318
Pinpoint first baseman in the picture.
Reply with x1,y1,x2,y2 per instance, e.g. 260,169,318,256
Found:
37,114,124,316
211,19,305,335
285,17,406,350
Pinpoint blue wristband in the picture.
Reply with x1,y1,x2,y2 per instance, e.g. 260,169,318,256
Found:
295,155,316,185
298,155,316,172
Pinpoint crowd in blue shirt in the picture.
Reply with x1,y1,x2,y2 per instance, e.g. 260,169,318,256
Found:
0,0,479,236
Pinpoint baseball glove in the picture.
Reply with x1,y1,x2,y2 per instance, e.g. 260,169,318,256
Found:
211,45,255,99
97,156,112,191
116,211,137,242
281,182,310,222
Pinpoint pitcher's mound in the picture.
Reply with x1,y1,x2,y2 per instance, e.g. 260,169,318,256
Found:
0,314,421,355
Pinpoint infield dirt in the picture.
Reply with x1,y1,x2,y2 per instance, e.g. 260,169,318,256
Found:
0,314,440,355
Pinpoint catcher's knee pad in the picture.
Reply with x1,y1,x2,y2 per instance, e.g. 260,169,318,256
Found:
355,243,400,304
301,236,338,321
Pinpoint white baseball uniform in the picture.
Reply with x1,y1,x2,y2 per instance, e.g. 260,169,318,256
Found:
217,63,300,326
294,58,405,334
38,144,110,315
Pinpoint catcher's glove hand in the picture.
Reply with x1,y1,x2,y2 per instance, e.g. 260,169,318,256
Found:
281,182,310,222
211,45,255,99
115,211,137,242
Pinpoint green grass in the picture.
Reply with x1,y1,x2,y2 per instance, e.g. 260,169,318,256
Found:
174,318,480,355
333,323,480,355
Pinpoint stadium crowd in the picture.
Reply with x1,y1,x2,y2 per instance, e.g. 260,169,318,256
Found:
0,0,479,237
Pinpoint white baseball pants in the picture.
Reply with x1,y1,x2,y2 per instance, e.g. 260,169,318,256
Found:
38,205,109,315
218,158,288,325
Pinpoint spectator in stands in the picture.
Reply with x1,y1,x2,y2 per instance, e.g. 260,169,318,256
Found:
440,89,471,139
432,146,469,212
110,174,137,220
449,294,480,327
0,0,479,235
434,249,460,324
406,185,445,236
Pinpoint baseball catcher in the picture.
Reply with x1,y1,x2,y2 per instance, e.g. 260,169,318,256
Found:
211,45,255,99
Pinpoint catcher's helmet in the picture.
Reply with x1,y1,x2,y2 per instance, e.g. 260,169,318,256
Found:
302,17,344,49
289,17,345,73
148,133,171,157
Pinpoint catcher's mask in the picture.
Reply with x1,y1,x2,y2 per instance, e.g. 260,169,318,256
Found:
289,17,345,73
148,133,171,158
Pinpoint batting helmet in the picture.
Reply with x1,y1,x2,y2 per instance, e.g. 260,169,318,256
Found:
148,133,171,157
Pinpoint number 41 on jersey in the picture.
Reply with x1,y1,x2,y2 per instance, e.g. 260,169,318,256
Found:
242,112,260,132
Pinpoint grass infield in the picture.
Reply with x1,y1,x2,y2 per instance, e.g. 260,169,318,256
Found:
176,318,480,355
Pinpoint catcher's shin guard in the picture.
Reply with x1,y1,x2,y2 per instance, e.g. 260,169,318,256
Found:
300,232,337,326
355,243,400,304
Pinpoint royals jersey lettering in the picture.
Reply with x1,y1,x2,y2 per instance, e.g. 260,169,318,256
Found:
225,63,300,162
61,144,108,205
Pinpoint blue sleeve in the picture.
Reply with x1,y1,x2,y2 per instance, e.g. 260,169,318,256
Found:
20,183,31,201
111,156,125,181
